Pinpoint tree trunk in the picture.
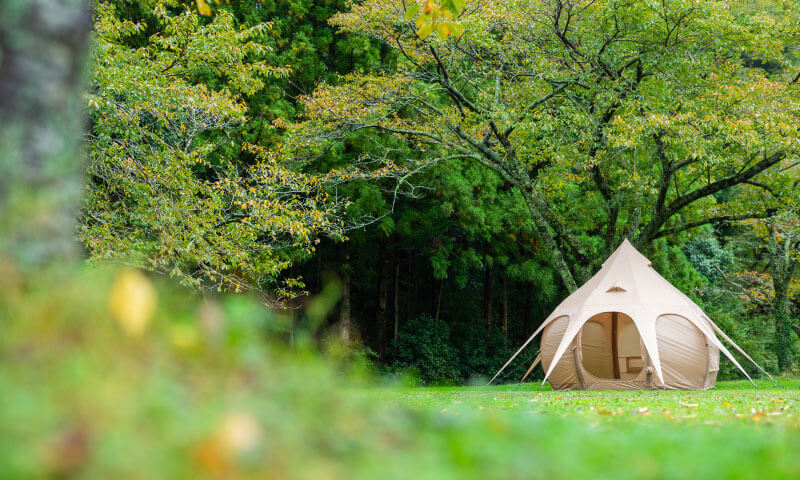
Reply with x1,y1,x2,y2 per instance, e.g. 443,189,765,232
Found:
0,0,91,267
774,282,792,372
405,250,414,321
523,286,532,335
769,222,794,372
502,275,508,340
520,188,579,292
339,244,351,343
484,266,493,333
393,255,399,339
375,240,389,355
430,267,436,319
435,279,443,322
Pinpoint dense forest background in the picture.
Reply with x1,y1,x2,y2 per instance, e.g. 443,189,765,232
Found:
79,0,800,384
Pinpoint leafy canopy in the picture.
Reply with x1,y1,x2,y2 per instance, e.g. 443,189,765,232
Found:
290,0,800,290
82,2,355,301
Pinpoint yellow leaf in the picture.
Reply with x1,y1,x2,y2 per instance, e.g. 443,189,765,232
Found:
437,22,451,40
418,22,434,39
108,269,157,338
196,0,212,16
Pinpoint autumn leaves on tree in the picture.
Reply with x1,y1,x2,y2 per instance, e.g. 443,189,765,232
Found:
289,0,799,293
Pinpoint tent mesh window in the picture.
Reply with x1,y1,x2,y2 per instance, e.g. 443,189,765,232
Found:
579,312,643,380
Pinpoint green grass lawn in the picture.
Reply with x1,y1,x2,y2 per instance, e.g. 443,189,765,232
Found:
346,379,800,479
372,378,800,427
348,378,800,479
4,269,800,479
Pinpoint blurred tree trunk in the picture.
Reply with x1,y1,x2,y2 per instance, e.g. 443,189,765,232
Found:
0,0,91,267
339,243,351,343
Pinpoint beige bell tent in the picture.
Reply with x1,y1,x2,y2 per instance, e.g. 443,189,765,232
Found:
491,239,769,390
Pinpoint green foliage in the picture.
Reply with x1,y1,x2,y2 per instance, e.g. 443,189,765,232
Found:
295,0,800,293
405,0,466,40
76,0,799,382
386,314,460,384
649,240,707,303
81,2,358,301
223,0,392,140
385,313,536,385
449,320,531,383
684,236,735,284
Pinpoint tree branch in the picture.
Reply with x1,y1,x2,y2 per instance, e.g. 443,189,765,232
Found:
640,151,787,243
665,151,786,216
650,209,778,240
502,83,568,138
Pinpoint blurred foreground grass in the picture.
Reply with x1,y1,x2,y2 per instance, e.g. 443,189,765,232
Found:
2,264,800,479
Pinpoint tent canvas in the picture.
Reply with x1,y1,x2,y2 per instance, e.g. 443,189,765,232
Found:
490,239,769,390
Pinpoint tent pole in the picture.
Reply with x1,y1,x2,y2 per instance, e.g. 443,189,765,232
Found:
572,344,586,389
519,351,542,383
488,317,555,385
611,312,620,379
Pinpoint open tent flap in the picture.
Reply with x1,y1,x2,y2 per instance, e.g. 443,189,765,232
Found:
705,317,773,380
540,313,669,388
488,315,561,384
634,317,666,387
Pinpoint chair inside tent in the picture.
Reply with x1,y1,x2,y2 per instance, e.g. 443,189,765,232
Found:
491,239,770,390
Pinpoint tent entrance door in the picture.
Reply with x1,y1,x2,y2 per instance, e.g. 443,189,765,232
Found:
579,312,644,380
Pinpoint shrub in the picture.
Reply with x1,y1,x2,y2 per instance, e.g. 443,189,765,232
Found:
385,314,460,384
